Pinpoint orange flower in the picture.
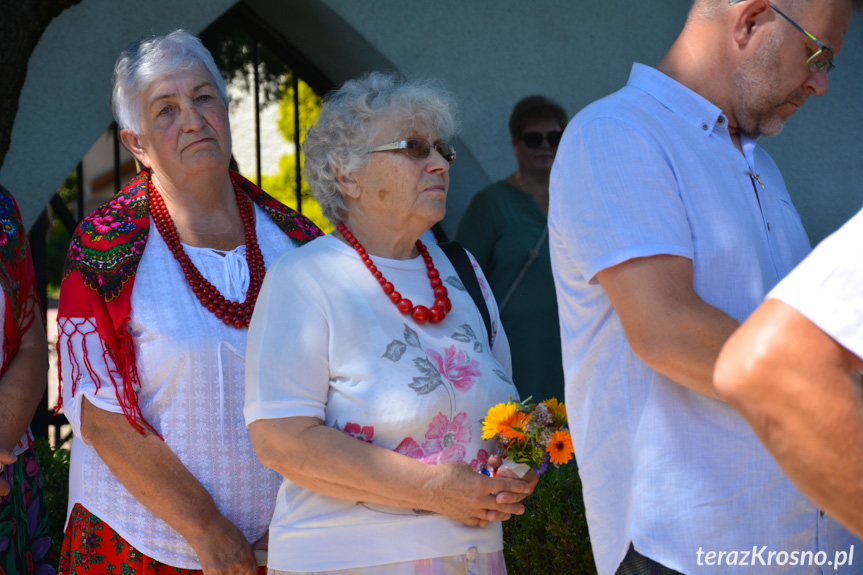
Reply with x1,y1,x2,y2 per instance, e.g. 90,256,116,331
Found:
542,397,567,424
500,412,528,443
547,430,574,466
482,402,518,439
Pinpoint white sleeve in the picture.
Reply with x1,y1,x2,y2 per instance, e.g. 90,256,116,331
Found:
768,208,863,360
549,114,694,284
57,317,126,444
244,253,330,424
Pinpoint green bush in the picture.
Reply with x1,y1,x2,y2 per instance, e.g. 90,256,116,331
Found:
34,437,70,561
503,463,596,574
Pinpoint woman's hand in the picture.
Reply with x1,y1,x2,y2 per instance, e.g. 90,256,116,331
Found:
424,461,534,527
487,455,539,521
188,514,258,575
251,417,535,529
0,449,16,498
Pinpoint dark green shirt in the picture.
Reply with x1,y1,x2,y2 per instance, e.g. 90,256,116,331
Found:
456,180,564,402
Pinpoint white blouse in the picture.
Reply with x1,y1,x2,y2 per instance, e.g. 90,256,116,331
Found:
60,203,298,569
246,235,518,572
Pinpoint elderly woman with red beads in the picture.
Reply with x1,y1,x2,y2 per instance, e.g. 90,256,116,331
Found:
56,31,321,575
245,71,538,575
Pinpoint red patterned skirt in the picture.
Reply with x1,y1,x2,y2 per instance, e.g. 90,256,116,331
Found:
59,504,267,575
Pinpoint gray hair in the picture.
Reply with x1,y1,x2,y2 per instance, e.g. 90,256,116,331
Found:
691,0,863,20
112,30,227,134
302,71,458,225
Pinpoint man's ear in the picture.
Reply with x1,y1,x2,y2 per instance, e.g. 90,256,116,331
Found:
732,0,772,47
119,129,151,169
336,166,360,199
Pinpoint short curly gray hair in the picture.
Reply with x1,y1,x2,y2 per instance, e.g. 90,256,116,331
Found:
303,71,458,224
112,30,227,134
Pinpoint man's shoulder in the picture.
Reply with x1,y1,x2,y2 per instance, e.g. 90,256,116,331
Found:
571,84,668,136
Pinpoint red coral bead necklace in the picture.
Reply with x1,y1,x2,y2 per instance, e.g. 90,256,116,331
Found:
336,222,451,325
148,176,264,329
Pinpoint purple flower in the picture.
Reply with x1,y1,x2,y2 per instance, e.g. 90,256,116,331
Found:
537,452,551,476
27,499,40,537
31,536,52,561
25,454,39,478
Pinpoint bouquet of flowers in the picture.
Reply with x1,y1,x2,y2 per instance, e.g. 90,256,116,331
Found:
481,397,573,478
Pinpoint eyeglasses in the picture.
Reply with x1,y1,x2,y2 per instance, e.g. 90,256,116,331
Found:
728,1,835,73
520,130,563,149
368,138,456,164
769,2,835,74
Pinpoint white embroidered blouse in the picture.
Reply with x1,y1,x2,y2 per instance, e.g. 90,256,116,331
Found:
59,203,298,569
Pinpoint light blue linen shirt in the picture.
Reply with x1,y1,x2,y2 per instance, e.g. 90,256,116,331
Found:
549,63,860,575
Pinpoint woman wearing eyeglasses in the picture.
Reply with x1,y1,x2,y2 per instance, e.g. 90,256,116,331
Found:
456,96,568,404
245,71,537,574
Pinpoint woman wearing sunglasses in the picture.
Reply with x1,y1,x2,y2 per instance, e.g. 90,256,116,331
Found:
245,71,537,574
456,96,568,404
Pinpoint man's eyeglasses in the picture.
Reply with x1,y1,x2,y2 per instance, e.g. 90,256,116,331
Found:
520,130,563,149
769,3,835,73
369,138,456,164
728,1,835,73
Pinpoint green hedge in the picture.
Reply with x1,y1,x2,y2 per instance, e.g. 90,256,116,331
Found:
33,440,596,573
503,463,596,574
34,438,70,561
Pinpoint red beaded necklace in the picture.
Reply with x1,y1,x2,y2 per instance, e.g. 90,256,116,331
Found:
337,222,451,325
148,177,264,329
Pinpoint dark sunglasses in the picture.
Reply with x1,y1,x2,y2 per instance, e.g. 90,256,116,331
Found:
520,130,563,149
368,138,456,164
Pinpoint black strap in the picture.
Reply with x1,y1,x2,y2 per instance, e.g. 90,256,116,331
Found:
438,241,493,347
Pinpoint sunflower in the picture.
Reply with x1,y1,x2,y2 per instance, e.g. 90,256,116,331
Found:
482,402,518,439
542,397,568,424
546,430,574,466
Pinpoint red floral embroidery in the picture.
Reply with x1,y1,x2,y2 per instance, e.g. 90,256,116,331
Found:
344,422,374,443
426,346,482,392
394,437,424,459
470,448,490,470
421,412,471,464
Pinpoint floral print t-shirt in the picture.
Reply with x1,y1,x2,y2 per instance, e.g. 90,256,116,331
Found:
245,234,518,573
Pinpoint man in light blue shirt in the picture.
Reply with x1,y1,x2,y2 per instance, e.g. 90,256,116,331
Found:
549,1,861,573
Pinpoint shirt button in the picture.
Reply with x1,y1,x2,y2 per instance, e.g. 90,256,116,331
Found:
821,509,826,517
701,124,709,130
466,547,478,561
717,116,725,125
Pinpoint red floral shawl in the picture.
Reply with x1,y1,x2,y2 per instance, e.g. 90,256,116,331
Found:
57,170,322,435
0,185,42,449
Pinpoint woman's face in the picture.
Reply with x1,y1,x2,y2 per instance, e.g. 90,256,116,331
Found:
123,62,231,179
349,118,450,229
512,117,562,175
